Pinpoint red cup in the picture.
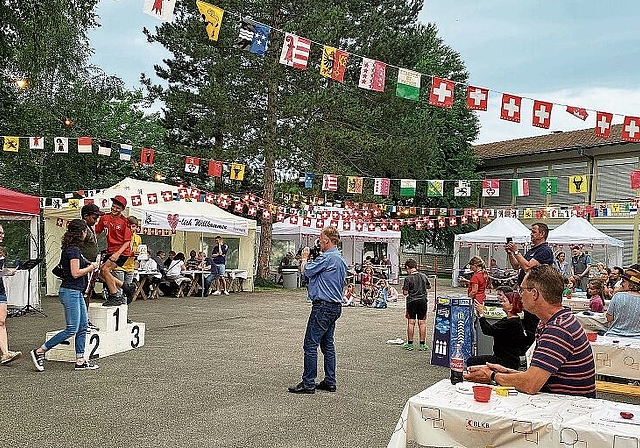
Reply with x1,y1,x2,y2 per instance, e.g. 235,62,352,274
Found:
473,385,492,402
587,332,597,342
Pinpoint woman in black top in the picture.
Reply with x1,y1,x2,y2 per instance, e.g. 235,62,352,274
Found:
467,291,529,371
30,219,100,371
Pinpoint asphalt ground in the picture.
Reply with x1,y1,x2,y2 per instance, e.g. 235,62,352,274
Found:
1,283,638,448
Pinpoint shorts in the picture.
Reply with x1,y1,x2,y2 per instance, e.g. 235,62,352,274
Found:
215,264,226,277
406,299,428,320
106,254,128,268
0,294,6,304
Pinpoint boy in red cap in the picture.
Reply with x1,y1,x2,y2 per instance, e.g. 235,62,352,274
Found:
95,195,133,306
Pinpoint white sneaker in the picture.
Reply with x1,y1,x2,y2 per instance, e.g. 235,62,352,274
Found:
223,290,229,295
212,290,221,295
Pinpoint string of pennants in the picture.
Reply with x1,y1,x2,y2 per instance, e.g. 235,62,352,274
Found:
144,1,640,141
46,179,640,234
0,136,248,181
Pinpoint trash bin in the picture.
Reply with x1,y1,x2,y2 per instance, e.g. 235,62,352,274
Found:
281,268,299,289
476,299,506,355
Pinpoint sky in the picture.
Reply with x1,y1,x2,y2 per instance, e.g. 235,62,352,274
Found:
89,0,640,144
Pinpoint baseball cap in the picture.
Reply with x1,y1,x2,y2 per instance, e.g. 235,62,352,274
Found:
112,195,127,208
81,203,104,218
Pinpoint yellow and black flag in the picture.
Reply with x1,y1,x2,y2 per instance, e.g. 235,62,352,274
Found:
569,175,588,194
230,163,245,181
196,1,224,41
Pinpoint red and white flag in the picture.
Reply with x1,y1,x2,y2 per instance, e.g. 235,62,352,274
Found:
532,100,553,129
500,94,521,122
622,116,640,142
322,174,338,191
161,191,173,202
566,106,588,121
429,77,454,108
29,137,44,149
77,137,92,153
373,178,390,196
358,58,386,92
279,33,311,70
482,179,500,197
466,86,488,111
184,156,200,173
595,111,613,138
140,147,155,165
147,193,158,204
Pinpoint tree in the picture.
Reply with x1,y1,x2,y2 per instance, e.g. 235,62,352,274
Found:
143,0,480,280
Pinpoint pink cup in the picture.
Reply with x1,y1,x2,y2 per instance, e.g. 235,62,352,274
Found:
587,332,597,342
472,385,492,402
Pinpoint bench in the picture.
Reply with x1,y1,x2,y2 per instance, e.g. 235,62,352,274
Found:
596,380,640,398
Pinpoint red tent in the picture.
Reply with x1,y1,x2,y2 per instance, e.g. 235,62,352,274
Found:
0,186,40,216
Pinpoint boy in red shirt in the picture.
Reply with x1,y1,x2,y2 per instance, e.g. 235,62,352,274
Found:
95,195,132,306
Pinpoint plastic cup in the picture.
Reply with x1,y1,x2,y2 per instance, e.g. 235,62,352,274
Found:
587,332,597,342
472,385,492,402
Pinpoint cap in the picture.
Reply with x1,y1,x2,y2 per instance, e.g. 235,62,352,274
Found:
571,245,581,250
112,195,127,208
81,203,104,218
622,266,640,285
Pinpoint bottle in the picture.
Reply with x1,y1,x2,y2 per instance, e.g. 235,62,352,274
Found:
450,343,464,385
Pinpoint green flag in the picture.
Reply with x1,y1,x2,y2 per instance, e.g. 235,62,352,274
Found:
396,68,421,101
540,177,558,195
427,180,444,197
400,179,416,197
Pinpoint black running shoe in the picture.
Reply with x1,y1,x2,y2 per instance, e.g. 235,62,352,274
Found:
30,349,45,372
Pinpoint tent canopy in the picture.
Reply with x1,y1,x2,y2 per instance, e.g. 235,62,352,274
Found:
0,186,40,217
43,177,257,294
454,217,531,244
548,216,623,247
548,216,623,267
452,217,531,286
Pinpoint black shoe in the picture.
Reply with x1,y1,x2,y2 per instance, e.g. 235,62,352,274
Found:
30,349,45,372
122,283,135,299
316,380,337,392
127,318,132,324
74,361,99,370
102,296,121,307
288,382,315,394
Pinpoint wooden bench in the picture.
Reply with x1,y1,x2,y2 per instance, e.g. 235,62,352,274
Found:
596,380,640,398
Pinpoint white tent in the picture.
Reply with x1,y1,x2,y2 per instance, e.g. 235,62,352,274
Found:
548,216,624,267
43,178,257,294
452,217,531,286
262,219,402,282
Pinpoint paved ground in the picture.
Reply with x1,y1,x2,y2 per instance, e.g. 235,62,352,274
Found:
1,282,637,448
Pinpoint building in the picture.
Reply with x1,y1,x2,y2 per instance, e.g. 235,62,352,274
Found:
474,124,639,265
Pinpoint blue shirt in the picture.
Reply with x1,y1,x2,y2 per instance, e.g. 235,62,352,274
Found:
211,243,228,265
60,246,89,291
303,247,347,303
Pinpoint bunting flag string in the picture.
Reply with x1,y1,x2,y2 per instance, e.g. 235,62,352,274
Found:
190,2,640,140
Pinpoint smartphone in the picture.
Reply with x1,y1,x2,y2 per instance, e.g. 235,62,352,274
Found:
506,237,513,243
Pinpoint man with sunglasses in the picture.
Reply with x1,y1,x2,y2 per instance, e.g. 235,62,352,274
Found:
465,265,595,397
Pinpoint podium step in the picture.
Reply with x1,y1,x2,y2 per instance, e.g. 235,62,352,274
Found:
44,322,145,362
88,302,128,332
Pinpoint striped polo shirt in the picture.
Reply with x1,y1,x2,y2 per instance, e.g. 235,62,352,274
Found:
530,308,596,398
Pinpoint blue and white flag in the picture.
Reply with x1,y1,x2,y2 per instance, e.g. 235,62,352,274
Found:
304,172,314,189
235,18,270,56
119,144,132,161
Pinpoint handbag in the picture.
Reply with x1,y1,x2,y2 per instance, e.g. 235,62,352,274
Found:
52,256,64,279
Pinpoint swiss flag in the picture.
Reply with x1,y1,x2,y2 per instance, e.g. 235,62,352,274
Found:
161,191,173,202
566,106,588,121
247,205,258,216
262,209,272,220
461,216,469,225
415,220,423,231
315,219,324,229
190,188,200,200
178,188,188,199
595,111,613,138
622,116,640,142
131,195,142,206
289,215,298,225
367,222,376,232
355,222,364,232
147,193,158,204
532,100,553,129
466,85,488,111
631,171,640,190
438,217,446,228
343,221,351,231
427,219,435,229
276,212,285,222
205,193,215,204
234,202,244,213
449,217,457,226
208,160,223,177
302,217,312,227
429,77,454,109
500,94,521,122
391,221,400,231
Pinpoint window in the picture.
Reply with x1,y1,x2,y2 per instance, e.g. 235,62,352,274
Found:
202,237,240,269
596,157,637,202
551,161,588,205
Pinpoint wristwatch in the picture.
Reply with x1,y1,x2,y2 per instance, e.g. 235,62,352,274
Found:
490,371,498,386
513,250,520,256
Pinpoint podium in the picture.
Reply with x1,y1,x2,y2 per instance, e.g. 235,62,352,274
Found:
44,303,145,362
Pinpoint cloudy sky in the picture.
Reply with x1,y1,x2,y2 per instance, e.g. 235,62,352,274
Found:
89,0,640,144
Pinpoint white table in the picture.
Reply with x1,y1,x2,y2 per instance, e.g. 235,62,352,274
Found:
575,311,610,332
388,379,640,448
592,335,640,381
562,295,610,313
